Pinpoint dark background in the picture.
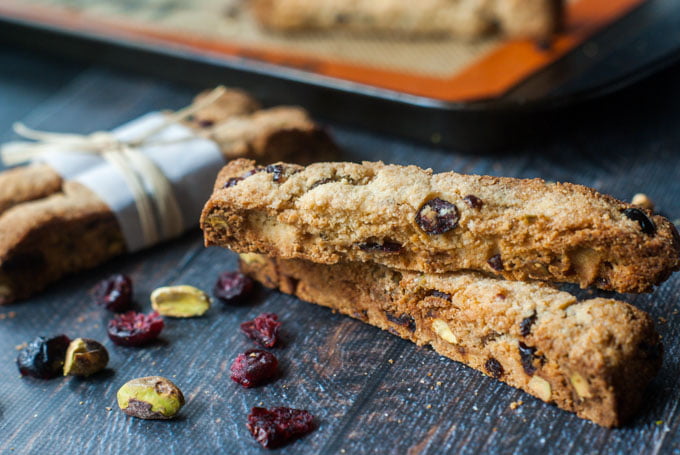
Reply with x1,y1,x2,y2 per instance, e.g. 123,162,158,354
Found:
0,43,679,454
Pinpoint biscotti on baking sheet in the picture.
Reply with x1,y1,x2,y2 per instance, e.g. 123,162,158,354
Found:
239,253,662,427
201,159,680,294
251,0,564,40
0,90,337,304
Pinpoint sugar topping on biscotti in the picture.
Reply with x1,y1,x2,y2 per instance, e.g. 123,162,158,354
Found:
201,159,680,293
240,254,662,427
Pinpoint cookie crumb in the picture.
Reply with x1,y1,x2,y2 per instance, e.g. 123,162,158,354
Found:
79,401,84,405
15,342,27,351
436,381,443,386
105,407,112,411
659,317,668,324
509,400,523,410
426,404,432,409
388,359,394,364
427,372,433,377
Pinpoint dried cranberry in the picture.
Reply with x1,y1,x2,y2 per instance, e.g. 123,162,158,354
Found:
92,274,133,312
415,198,459,235
223,167,265,188
385,311,416,332
484,358,503,379
241,313,282,348
487,254,504,272
310,177,333,189
265,164,285,183
214,271,254,303
358,241,402,253
427,290,452,301
17,335,70,379
622,208,656,235
230,349,279,388
520,312,537,336
518,342,543,375
247,406,315,449
463,194,483,209
107,311,164,346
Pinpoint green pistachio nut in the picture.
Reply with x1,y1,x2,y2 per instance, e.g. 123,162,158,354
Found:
150,285,211,318
63,338,109,377
117,376,185,420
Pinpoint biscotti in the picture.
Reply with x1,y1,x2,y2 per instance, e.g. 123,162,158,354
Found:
201,159,680,293
239,253,662,427
251,0,564,40
0,90,337,304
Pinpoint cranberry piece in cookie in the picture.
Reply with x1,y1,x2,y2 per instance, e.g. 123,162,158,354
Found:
415,198,459,235
622,208,656,235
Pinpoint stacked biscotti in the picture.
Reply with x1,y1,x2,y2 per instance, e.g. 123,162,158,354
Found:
201,158,680,427
0,89,337,304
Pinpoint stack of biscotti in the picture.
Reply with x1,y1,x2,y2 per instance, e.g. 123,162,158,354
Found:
201,158,680,427
0,89,337,304
251,0,564,41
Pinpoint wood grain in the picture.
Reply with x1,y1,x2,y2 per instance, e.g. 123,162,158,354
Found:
0,45,680,454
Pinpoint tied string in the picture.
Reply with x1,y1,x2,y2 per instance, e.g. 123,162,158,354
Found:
0,86,227,247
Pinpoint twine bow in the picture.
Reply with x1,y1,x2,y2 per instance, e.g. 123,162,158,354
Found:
1,86,227,247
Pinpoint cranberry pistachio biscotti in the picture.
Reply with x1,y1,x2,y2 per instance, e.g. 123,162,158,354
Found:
0,91,337,304
252,0,564,40
201,159,680,293
239,253,662,427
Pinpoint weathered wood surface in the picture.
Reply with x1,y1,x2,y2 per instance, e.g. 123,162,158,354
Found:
1,45,680,454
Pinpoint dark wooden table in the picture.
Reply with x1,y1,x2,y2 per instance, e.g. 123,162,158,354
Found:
1,44,680,454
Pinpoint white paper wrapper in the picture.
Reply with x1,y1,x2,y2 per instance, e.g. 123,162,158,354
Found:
38,112,223,252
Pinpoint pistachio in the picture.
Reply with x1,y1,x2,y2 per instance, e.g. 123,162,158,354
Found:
63,338,108,377
528,376,552,402
239,253,267,265
117,376,185,420
570,372,592,399
150,285,211,318
432,319,457,344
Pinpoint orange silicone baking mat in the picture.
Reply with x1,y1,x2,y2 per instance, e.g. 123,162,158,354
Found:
0,0,645,102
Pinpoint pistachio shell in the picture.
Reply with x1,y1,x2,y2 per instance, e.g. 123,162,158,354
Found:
150,285,211,318
117,376,185,419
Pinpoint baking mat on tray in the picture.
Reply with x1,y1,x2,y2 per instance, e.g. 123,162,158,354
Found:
0,0,645,102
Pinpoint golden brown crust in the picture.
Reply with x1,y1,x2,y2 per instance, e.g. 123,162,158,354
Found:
251,0,564,40
0,164,63,215
240,254,662,427
201,159,680,294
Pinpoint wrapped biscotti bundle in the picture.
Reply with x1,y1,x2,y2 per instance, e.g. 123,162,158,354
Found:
251,0,564,40
0,88,337,304
200,158,676,426
239,254,662,428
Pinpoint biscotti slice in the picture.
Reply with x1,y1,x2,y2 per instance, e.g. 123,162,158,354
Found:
201,159,680,293
251,0,563,40
0,182,124,304
239,254,662,427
